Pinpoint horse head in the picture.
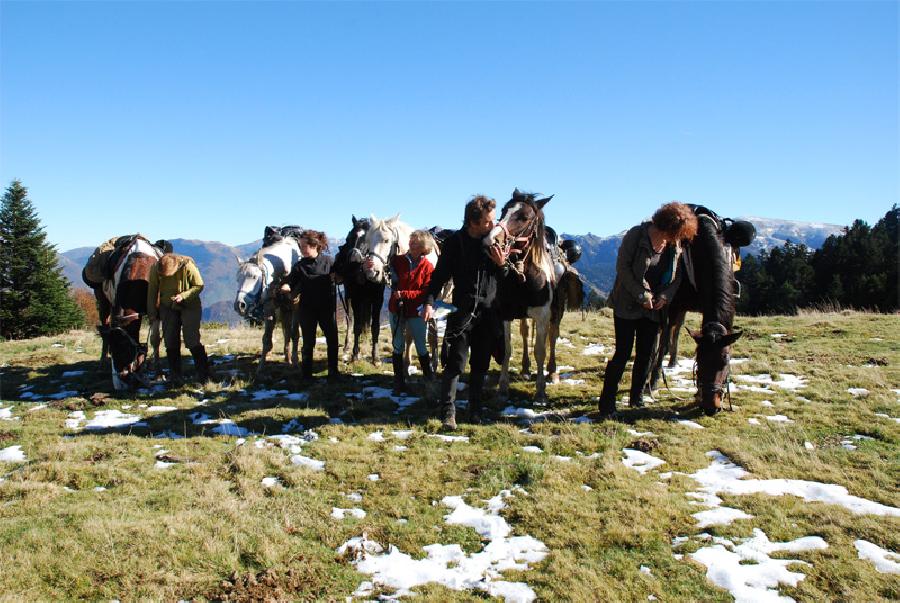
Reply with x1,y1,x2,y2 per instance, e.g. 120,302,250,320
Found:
334,215,370,278
689,322,743,416
98,320,148,391
486,189,552,251
234,255,266,320
362,213,407,283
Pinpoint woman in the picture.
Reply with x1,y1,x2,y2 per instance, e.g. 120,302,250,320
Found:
282,230,339,381
598,202,698,416
384,230,436,395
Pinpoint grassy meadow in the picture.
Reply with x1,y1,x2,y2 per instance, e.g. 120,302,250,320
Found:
0,310,898,601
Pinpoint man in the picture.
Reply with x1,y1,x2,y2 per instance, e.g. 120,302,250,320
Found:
147,252,210,384
421,195,510,429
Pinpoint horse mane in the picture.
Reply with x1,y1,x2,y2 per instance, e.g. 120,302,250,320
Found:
693,216,734,329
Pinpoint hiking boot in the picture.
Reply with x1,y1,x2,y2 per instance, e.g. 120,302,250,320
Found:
166,349,183,387
441,402,457,431
190,345,211,383
391,353,406,396
629,398,646,409
597,396,616,417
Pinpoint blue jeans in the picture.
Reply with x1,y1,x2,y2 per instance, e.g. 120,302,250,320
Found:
390,313,428,356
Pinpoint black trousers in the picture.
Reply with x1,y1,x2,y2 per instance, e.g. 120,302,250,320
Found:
299,303,338,377
439,307,498,407
599,316,659,410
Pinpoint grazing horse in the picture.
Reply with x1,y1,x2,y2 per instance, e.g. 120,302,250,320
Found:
234,235,301,374
334,216,387,365
485,190,559,402
648,206,750,415
83,235,163,390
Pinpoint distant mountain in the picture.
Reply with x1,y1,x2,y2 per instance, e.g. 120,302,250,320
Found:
58,217,844,319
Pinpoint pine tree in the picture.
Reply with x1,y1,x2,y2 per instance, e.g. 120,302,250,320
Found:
0,180,84,339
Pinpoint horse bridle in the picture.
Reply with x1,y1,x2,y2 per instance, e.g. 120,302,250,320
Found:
495,207,540,260
364,225,401,283
241,256,271,321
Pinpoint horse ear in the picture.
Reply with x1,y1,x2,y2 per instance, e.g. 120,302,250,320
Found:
370,213,378,227
721,329,743,347
352,215,358,227
387,213,400,225
536,194,554,209
235,254,243,266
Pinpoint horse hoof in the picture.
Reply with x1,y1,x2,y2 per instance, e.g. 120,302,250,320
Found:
703,406,722,417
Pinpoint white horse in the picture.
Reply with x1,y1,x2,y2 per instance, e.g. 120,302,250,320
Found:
234,236,301,374
485,191,558,402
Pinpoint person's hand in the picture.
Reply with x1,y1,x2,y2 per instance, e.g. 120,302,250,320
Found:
390,291,401,304
652,297,667,310
172,293,184,304
364,258,375,270
280,283,291,293
421,303,434,321
488,243,507,267
641,299,654,310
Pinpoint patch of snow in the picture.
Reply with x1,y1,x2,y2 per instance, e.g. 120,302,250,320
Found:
804,442,815,451
639,565,652,576
345,492,363,502
146,405,177,412
847,388,869,397
748,418,761,425
0,445,26,462
84,410,145,430
362,386,421,412
677,420,705,429
734,374,806,390
626,429,655,437
622,449,666,474
765,415,794,424
393,445,408,452
61,370,85,378
428,434,470,443
367,473,380,481
551,455,572,462
0,407,14,420
582,343,608,356
854,540,900,574
392,430,413,439
344,489,547,601
368,431,386,442
581,485,593,491
251,389,289,401
692,506,753,528
691,528,827,603
760,400,773,407
522,446,542,454
290,455,325,471
332,507,367,519
28,404,48,412
155,460,174,469
281,418,303,433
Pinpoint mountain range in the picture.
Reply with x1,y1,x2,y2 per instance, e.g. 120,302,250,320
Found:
58,217,844,324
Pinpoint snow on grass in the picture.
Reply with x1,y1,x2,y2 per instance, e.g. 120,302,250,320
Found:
677,420,705,429
748,418,761,425
84,410,146,430
27,404,48,412
332,507,367,520
367,431,386,442
146,406,177,413
854,540,900,574
0,406,15,420
367,474,380,481
290,455,325,471
733,374,806,390
690,451,900,518
760,400,774,407
804,442,815,451
61,370,85,378
428,434,470,443
874,413,900,424
626,429,655,437
581,343,608,356
393,445,408,452
0,445,26,462
622,449,666,474
521,446,542,454
342,488,547,602
691,528,827,603
764,415,794,424
392,430,413,439
847,388,869,397
362,386,421,412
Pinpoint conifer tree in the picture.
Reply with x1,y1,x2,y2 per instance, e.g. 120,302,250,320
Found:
0,180,84,339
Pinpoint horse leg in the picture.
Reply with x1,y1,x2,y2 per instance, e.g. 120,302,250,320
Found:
342,297,354,362
149,317,161,375
370,298,383,367
548,317,560,385
667,313,684,367
279,306,291,363
533,312,550,403
258,314,275,375
291,304,301,367
519,319,531,377
498,320,512,396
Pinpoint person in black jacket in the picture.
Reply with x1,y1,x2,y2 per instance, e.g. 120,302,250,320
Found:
281,230,340,381
421,195,511,429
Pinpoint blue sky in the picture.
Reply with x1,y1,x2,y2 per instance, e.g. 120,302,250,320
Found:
1,1,896,251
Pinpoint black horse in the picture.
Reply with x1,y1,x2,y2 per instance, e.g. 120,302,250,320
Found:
333,216,386,365
649,206,754,415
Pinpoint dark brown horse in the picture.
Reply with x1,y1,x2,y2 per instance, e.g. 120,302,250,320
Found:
649,207,750,415
83,235,163,390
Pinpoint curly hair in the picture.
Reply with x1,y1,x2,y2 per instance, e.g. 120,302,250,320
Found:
409,230,436,254
463,195,496,227
301,229,329,252
652,202,698,241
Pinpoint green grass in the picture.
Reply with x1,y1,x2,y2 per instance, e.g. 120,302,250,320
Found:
0,312,898,601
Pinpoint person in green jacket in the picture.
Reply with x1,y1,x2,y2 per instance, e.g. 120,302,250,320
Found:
147,253,210,384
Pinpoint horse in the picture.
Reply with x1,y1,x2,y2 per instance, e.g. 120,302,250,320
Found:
333,216,387,366
234,234,302,374
648,206,750,415
515,227,584,385
83,235,163,390
485,189,560,403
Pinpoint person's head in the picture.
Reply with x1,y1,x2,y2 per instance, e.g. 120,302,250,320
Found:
158,254,180,277
408,230,435,259
651,202,698,243
463,195,496,237
300,230,329,257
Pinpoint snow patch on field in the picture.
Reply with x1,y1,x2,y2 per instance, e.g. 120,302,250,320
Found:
854,540,900,574
0,445,26,462
339,488,547,602
622,449,666,474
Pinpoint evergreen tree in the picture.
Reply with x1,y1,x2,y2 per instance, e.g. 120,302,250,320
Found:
0,180,84,339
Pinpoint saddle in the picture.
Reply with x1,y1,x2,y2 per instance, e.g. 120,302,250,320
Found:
263,225,305,247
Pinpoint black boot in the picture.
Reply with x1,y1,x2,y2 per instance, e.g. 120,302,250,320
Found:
190,345,211,383
418,354,434,382
391,353,406,395
439,375,458,430
167,349,183,387
468,372,485,424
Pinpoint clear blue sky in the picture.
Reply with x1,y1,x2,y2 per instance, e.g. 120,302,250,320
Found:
1,1,896,251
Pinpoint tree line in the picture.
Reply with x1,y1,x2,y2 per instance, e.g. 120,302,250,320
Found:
736,206,898,315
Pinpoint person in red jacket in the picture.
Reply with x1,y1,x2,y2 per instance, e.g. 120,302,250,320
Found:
387,230,436,394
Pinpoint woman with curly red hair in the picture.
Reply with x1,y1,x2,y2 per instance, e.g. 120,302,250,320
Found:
598,202,698,417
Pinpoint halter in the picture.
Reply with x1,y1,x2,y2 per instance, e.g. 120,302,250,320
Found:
364,225,401,284
495,214,539,259
241,255,271,321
